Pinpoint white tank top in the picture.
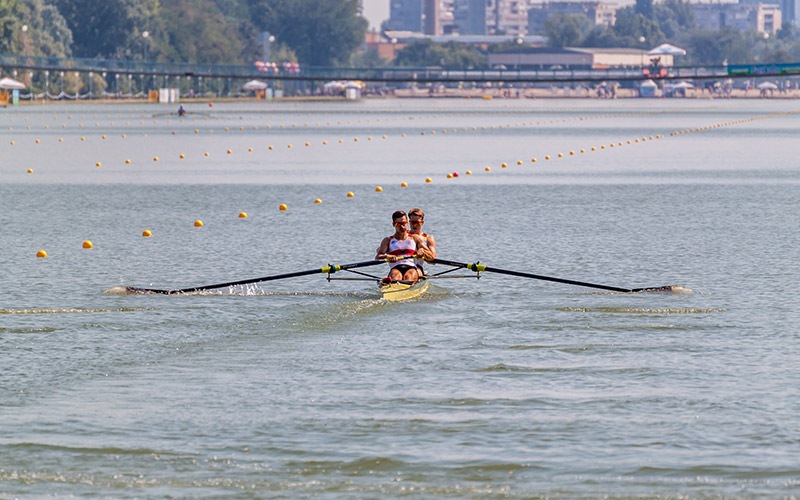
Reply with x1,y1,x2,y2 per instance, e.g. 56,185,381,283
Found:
388,237,417,269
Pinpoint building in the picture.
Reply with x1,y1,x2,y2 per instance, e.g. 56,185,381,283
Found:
486,0,529,35
388,0,441,34
527,1,618,35
487,46,674,69
782,0,799,24
692,2,782,33
453,0,488,34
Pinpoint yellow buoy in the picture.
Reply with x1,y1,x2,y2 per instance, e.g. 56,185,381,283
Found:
153,157,159,162
465,170,472,175
531,158,537,163
36,250,47,258
425,177,432,183
517,160,523,165
179,154,185,159
96,162,102,167
194,220,203,227
545,156,551,160
305,142,310,146
447,173,453,179
238,212,247,218
248,148,253,152
354,138,358,142
401,182,408,187
323,141,328,145
287,144,292,148
227,149,232,154
558,153,563,158
35,139,40,143
142,230,152,237
279,204,288,211
315,198,322,204
501,163,508,168
58,138,63,142
125,159,131,164
375,186,383,192
27,168,33,173
347,192,355,197
83,240,93,249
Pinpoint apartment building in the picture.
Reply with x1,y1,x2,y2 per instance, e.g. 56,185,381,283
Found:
692,1,782,33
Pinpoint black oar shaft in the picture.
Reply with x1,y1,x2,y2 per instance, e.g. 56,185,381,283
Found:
127,259,386,295
431,258,632,293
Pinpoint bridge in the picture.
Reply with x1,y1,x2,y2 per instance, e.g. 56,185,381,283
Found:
2,52,799,99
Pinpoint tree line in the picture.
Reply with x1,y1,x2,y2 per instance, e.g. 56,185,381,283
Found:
0,0,366,66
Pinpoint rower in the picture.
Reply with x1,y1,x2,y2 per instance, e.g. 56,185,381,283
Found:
376,210,429,282
408,208,436,275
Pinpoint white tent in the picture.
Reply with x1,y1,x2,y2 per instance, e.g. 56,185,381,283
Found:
0,77,26,90
242,79,268,90
756,81,778,90
648,43,687,56
670,81,695,89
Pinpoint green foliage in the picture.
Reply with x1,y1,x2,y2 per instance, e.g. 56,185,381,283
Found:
0,0,21,54
635,0,653,18
543,13,592,48
394,39,486,69
249,0,367,66
17,0,72,58
349,47,390,68
683,28,751,65
612,8,665,46
157,0,253,64
52,0,160,59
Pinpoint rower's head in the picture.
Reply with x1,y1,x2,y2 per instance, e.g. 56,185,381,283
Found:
408,208,424,229
392,210,408,230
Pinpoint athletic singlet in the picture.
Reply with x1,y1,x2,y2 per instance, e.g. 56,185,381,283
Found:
410,232,429,269
387,236,417,269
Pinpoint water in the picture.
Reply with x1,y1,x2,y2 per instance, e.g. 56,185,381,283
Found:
1,98,799,498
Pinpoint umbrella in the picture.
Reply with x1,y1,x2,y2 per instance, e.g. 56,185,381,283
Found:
756,81,778,90
647,43,687,56
343,81,363,89
0,77,26,90
242,79,268,90
670,81,694,89
323,81,344,89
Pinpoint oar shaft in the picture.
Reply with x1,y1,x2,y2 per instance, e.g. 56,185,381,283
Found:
431,258,632,292
128,259,387,294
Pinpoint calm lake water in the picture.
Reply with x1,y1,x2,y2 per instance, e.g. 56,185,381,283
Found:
1,98,799,498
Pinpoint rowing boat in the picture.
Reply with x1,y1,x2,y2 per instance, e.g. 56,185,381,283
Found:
116,256,687,297
379,278,430,301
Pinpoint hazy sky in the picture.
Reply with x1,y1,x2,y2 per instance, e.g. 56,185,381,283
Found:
362,0,390,30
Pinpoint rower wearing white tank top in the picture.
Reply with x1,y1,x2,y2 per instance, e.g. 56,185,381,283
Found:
375,210,430,282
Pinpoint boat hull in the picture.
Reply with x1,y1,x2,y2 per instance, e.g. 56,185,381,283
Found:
379,279,429,301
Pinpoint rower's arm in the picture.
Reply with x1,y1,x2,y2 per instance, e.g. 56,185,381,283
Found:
376,237,393,261
425,234,436,260
411,234,432,260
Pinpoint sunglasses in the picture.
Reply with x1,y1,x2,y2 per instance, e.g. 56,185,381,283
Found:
394,220,408,226
409,219,423,224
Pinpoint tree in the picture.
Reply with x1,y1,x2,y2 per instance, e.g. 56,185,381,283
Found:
635,0,654,19
612,8,665,47
394,39,486,69
543,13,591,48
157,0,253,64
52,0,159,59
249,0,367,66
684,28,751,65
0,0,72,57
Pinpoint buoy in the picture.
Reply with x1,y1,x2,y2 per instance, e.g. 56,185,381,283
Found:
142,230,152,237
591,147,596,151
354,138,358,142
81,137,85,141
208,102,213,107
96,162,101,167
425,177,432,183
347,192,355,197
446,173,453,179
194,129,199,133
453,172,459,177
248,148,253,152
305,142,310,146
323,141,327,145
194,220,203,227
268,146,273,150
238,212,247,218
58,138,63,142
375,186,383,192
485,167,491,172
287,144,292,148
27,168,33,173
125,159,131,164
315,198,322,204
179,154,185,159
401,182,408,187
204,152,210,156
101,135,106,139
545,156,551,160
558,153,563,158
227,149,232,154
517,160,523,165
531,158,537,163
83,240,93,249
279,204,288,211
36,250,47,258
465,170,472,175
501,163,508,168
153,157,159,162
570,151,575,155
10,141,14,145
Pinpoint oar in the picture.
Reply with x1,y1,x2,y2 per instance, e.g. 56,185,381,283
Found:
126,258,394,295
431,258,679,293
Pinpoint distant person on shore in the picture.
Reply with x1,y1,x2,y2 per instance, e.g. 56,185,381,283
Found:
178,105,186,117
